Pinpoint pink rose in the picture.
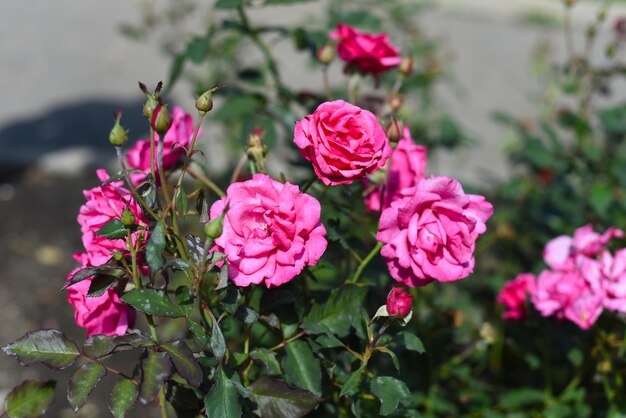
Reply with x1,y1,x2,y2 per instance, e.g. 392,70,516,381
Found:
126,106,197,186
377,176,493,287
497,273,536,321
543,224,623,270
78,169,148,266
209,173,327,288
600,249,626,313
329,23,402,76
66,254,133,336
386,287,413,318
364,126,427,212
294,100,392,186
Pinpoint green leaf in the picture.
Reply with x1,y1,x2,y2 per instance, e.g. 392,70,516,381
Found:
204,367,241,418
62,267,98,289
213,96,261,122
210,319,227,361
395,332,425,354
215,0,244,8
589,183,613,218
175,286,194,316
303,285,367,337
161,341,203,387
139,351,171,405
83,331,150,358
96,219,127,239
186,37,211,64
4,380,56,418
166,53,186,90
250,349,282,376
499,388,545,410
340,366,365,397
67,362,106,412
121,289,185,318
283,340,321,396
2,329,80,370
174,186,189,216
235,306,259,325
109,379,138,418
376,347,399,371
87,273,119,297
248,376,321,418
146,221,166,273
187,319,210,349
370,376,411,416
301,322,344,349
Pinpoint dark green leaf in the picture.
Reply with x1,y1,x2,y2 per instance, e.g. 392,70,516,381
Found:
187,319,210,349
499,388,545,410
204,367,241,418
303,285,367,337
67,362,106,412
174,186,189,216
161,341,202,387
175,286,194,316
137,176,157,208
121,289,185,318
146,221,166,273
235,306,259,325
62,267,97,289
169,258,193,271
283,340,321,396
4,380,56,418
139,352,171,405
215,0,244,8
2,330,80,370
210,319,227,361
87,274,119,297
248,376,321,418
250,349,282,376
395,332,425,354
340,366,365,397
186,37,211,64
589,183,613,217
83,331,149,358
109,379,138,418
96,219,127,239
370,376,410,416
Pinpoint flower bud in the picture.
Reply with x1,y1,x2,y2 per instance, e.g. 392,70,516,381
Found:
386,119,403,144
109,112,128,147
120,207,136,227
112,251,124,262
399,56,414,77
151,104,172,135
196,90,214,115
205,214,224,240
386,287,413,318
317,45,335,65
246,128,269,172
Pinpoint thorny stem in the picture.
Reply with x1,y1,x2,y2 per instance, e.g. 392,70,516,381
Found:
187,166,226,198
322,65,333,100
81,354,136,382
269,331,307,352
155,127,172,209
115,147,158,219
350,241,383,283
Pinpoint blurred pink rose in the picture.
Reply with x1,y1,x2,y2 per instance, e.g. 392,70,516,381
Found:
294,100,392,186
329,23,402,76
66,254,133,336
78,169,148,266
210,174,327,288
126,106,197,186
386,287,413,317
364,126,427,212
497,273,536,321
377,176,493,287
600,249,626,313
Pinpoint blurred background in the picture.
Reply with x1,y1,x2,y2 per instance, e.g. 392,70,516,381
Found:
1,0,625,416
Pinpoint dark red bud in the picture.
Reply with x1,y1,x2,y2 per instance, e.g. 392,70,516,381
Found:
386,287,413,318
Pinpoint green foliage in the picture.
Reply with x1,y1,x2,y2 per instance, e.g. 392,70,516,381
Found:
3,380,56,418
203,367,241,418
138,351,171,404
146,220,166,272
248,376,321,418
96,219,128,240
2,330,80,370
370,376,411,416
283,340,322,396
120,289,185,318
108,379,138,418
67,362,107,412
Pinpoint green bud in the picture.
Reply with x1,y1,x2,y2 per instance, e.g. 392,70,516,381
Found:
195,90,214,115
399,56,414,77
120,207,136,227
151,104,172,135
205,214,224,239
112,251,124,262
109,112,128,146
316,45,335,65
386,118,403,144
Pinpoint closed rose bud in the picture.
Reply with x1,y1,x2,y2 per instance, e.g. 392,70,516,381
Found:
204,213,224,240
196,90,214,115
387,94,404,112
109,113,128,146
120,207,136,227
399,56,414,77
151,104,172,135
386,119,403,144
386,287,413,318
317,45,335,65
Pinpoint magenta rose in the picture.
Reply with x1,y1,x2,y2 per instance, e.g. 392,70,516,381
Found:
377,176,493,287
209,173,327,288
600,249,626,313
497,273,536,321
126,106,198,186
66,254,133,336
329,23,402,76
364,126,427,212
294,100,392,186
78,169,148,266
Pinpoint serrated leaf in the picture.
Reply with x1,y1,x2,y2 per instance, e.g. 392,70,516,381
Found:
146,221,166,273
83,331,149,358
168,258,193,271
210,319,226,361
96,219,127,239
283,340,321,396
187,319,210,348
62,267,98,290
303,285,367,337
4,380,56,418
186,235,204,264
248,376,321,418
395,332,425,354
161,341,202,387
250,349,282,376
175,286,193,316
86,274,119,297
300,322,344,349
139,351,171,405
204,367,241,418
121,289,185,318
174,186,189,216
370,376,411,416
340,366,365,397
2,330,80,370
109,379,138,418
235,306,259,325
67,362,106,412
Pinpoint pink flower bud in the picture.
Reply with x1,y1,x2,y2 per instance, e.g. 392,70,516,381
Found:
386,287,413,317
317,45,335,65
151,104,172,135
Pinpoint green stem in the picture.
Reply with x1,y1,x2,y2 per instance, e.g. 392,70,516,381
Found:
350,242,383,283
322,65,333,101
249,160,257,175
187,166,225,197
115,147,158,219
301,176,317,193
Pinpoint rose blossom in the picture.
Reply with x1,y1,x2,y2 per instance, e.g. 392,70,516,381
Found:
364,126,427,212
386,287,413,317
126,106,197,186
78,169,148,266
377,176,493,287
497,273,536,321
600,249,626,313
294,100,392,186
209,173,327,288
329,23,402,76
66,254,133,336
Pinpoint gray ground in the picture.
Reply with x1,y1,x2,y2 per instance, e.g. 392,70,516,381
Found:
1,0,624,416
